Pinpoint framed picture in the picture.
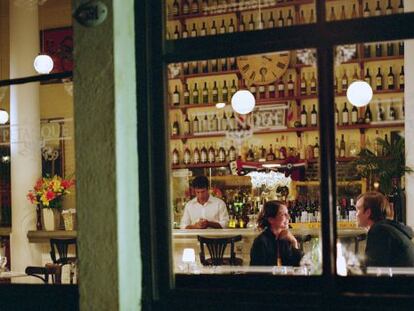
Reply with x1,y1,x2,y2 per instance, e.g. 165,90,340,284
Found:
40,27,73,73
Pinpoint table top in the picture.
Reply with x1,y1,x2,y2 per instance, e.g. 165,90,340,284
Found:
175,264,310,275
0,271,27,279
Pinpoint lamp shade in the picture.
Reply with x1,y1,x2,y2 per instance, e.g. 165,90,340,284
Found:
346,80,373,107
33,54,54,74
0,109,9,124
231,90,255,115
182,248,195,263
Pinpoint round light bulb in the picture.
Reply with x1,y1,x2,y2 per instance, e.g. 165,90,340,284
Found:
215,102,226,109
0,109,9,125
346,80,373,107
33,54,54,74
231,90,256,115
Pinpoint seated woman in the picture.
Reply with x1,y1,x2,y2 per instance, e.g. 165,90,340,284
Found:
250,200,303,266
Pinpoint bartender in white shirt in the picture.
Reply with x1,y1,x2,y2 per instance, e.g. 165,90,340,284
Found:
180,175,229,229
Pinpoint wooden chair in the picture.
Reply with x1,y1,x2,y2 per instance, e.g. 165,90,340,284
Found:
197,235,243,266
25,263,62,284
50,238,77,264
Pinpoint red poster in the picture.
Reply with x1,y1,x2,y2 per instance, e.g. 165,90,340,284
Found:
41,27,73,73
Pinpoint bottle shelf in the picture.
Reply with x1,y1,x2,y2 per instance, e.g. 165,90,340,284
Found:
335,89,404,97
172,162,230,169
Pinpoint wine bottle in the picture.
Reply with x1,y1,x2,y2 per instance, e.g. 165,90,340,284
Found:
193,115,199,133
172,85,180,106
218,144,226,162
182,24,189,38
364,104,372,123
278,11,284,27
376,67,383,91
248,14,255,30
387,66,395,90
299,10,306,24
258,13,265,29
173,25,180,40
266,144,276,161
389,101,396,120
386,0,393,15
212,81,219,102
183,60,189,75
219,19,226,34
172,114,180,136
287,74,294,97
377,102,384,121
183,114,191,135
239,15,245,32
398,0,404,14
351,4,357,18
229,112,236,130
364,44,371,58
182,83,190,105
222,80,229,102
193,144,200,164
387,41,394,56
340,70,348,92
398,41,404,55
182,0,190,14
200,22,207,36
221,112,228,131
375,1,381,16
172,0,179,16
202,82,209,103
399,65,405,90
268,81,276,98
300,105,307,127
363,2,371,17
183,145,191,165
309,9,315,23
351,105,358,124
228,18,235,33
277,79,285,97
192,83,199,104
190,23,197,37
340,5,346,20
200,144,208,163
229,57,236,70
310,72,317,95
311,104,317,127
208,144,215,163
190,0,199,13
352,67,359,82
287,9,293,26
268,12,275,28
342,102,349,125
201,114,208,132
364,68,372,86
220,57,227,71
375,43,382,57
313,137,320,158
246,145,255,161
211,20,217,35
229,144,237,161
172,145,180,165
339,134,346,157
300,73,307,95
329,7,336,21
210,114,218,131
230,79,237,97
191,60,198,74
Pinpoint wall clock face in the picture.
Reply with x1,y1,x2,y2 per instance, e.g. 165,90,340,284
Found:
237,51,290,86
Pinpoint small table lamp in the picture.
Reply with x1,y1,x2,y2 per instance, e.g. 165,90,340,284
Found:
182,248,195,273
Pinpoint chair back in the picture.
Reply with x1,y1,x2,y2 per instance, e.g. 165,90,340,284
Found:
197,235,243,266
50,238,77,264
25,264,62,284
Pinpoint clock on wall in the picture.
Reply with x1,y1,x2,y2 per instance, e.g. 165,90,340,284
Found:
237,51,290,86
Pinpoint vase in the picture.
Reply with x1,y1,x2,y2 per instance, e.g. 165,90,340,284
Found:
42,208,61,231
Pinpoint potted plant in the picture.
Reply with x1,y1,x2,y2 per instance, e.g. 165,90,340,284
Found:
27,175,75,231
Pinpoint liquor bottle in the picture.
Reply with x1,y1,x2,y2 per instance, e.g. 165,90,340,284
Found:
208,144,215,163
229,111,236,130
172,145,180,165
268,81,276,98
352,67,359,82
376,67,383,91
202,114,208,132
211,114,218,131
212,81,219,102
375,43,382,57
310,104,317,127
398,41,404,55
201,82,208,103
221,112,228,131
389,101,396,120
218,144,226,162
387,66,395,90
374,1,381,16
313,137,320,158
192,83,199,104
377,102,384,121
182,0,190,14
342,102,349,125
277,78,285,97
266,144,276,161
222,81,229,102
339,134,346,157
182,24,189,38
340,5,346,20
351,105,358,124
300,105,307,127
183,114,191,135
386,41,394,56
278,11,284,27
193,115,199,133
351,4,357,18
172,85,180,106
229,144,237,161
239,15,245,32
200,144,208,163
363,2,371,17
172,114,180,136
398,0,404,14
268,12,275,28
183,145,191,165
386,0,393,15
364,104,372,123
219,19,226,34
399,65,405,89
335,103,339,126
341,70,348,92
287,9,293,26
248,14,255,30
310,72,317,95
183,83,190,105
200,22,207,36
211,20,217,35
172,0,179,16
300,73,307,95
364,44,371,58
173,25,180,40
228,18,235,33
284,75,294,97
190,23,197,37
329,7,336,21
230,79,237,97
364,68,372,86
258,13,265,29
299,10,306,24
193,143,200,164
258,84,266,99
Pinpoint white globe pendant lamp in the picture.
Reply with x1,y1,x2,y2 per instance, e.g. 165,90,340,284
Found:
231,90,256,115
0,109,9,125
33,54,54,74
346,80,373,107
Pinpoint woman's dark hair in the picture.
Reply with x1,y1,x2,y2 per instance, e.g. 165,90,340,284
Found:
357,191,392,222
257,200,286,230
191,175,209,189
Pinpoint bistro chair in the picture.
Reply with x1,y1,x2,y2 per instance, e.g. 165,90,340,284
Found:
25,263,62,284
50,238,77,264
197,235,243,266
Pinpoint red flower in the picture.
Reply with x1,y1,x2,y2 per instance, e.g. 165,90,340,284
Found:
61,179,74,189
46,190,56,201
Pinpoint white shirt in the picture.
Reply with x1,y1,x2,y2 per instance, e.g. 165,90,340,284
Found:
180,195,229,229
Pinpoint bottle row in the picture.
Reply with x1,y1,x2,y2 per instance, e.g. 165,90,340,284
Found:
363,41,404,58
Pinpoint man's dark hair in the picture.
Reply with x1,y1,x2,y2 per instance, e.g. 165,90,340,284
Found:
357,191,392,222
191,175,209,189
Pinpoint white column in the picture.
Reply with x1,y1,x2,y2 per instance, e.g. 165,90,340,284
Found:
405,1,414,227
9,3,42,274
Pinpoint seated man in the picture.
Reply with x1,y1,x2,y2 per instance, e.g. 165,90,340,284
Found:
180,175,228,229
356,191,414,267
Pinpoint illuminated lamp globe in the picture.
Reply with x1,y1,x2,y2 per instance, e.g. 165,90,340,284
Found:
231,90,256,115
33,54,54,74
215,102,226,109
0,109,8,125
346,80,373,107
